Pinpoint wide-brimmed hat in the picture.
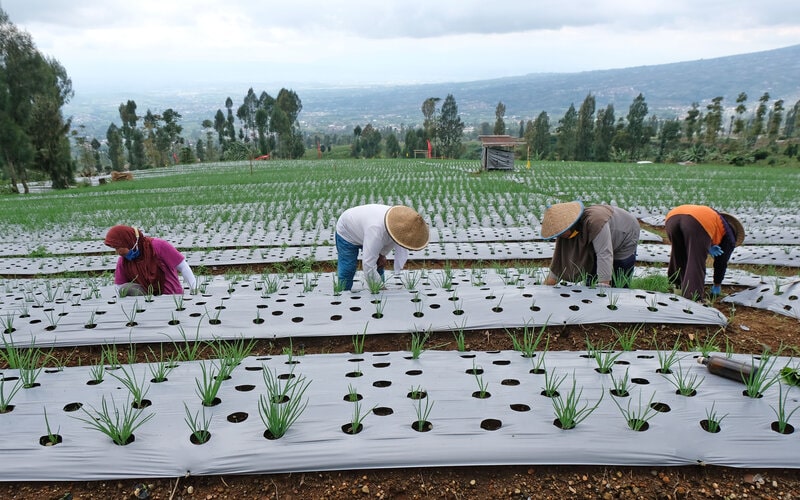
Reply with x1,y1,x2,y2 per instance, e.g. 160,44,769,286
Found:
385,205,429,251
540,201,585,239
719,212,745,247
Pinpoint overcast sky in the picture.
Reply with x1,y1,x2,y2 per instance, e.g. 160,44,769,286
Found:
4,0,800,93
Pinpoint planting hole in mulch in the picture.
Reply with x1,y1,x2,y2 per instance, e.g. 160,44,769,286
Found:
501,379,520,386
510,404,530,412
411,420,432,432
407,390,427,400
405,369,423,376
227,412,248,423
650,402,671,413
341,423,363,434
202,397,222,407
235,384,255,392
700,419,722,433
189,432,211,445
771,422,795,434
373,380,392,388
480,418,502,431
472,390,491,399
39,434,63,446
132,399,152,409
372,407,393,416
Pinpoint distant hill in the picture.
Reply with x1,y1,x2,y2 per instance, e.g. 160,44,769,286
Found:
66,44,800,139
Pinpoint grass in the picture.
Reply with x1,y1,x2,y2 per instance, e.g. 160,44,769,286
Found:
73,395,154,445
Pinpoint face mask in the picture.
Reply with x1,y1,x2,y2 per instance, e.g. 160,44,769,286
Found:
124,248,140,261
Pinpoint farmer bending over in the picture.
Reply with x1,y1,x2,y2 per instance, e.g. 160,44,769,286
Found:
335,204,429,291
104,225,197,296
541,201,640,287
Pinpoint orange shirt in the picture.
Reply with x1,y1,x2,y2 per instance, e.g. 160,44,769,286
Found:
666,205,726,245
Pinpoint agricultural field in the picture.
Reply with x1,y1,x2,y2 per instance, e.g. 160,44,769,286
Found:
0,159,799,499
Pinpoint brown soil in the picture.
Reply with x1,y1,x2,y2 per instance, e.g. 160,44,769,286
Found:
1,278,799,499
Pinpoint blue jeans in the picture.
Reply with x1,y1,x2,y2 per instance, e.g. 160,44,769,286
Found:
336,233,386,291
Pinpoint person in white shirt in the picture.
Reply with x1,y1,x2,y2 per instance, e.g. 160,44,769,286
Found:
335,204,429,291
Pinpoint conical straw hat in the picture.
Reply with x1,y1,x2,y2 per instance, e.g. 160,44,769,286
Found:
540,201,585,239
719,212,745,247
385,205,429,250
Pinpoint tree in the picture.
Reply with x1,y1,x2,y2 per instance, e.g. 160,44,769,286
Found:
575,94,595,161
684,102,700,143
733,92,748,137
751,92,770,140
493,102,506,135
767,99,784,141
360,124,382,158
656,119,682,163
384,133,401,158
704,96,724,144
437,94,464,159
625,93,650,159
526,111,550,159
106,123,124,171
118,100,138,165
1,9,74,190
421,97,440,144
555,104,577,160
593,104,615,162
272,88,303,158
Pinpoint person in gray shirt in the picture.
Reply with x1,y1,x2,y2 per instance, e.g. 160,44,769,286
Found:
541,201,640,287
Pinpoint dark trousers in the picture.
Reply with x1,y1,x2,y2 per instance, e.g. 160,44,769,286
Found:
666,214,711,300
588,253,636,287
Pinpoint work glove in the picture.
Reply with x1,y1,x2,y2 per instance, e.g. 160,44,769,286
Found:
710,284,722,296
708,245,724,257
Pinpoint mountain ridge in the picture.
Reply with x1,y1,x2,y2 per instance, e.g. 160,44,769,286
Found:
66,44,800,138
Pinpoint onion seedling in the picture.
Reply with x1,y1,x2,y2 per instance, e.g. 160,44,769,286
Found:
551,375,603,430
259,366,310,439
73,395,154,445
352,324,368,355
109,365,151,407
664,362,704,396
770,384,799,434
408,329,430,359
184,403,212,444
42,407,61,446
194,361,225,406
585,337,622,374
613,390,659,431
703,402,728,433
0,378,22,413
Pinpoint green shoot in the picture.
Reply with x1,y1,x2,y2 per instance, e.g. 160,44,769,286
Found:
551,374,603,430
259,366,311,439
73,395,154,445
184,403,212,444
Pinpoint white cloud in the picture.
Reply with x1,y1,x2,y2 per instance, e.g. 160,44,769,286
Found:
3,0,800,90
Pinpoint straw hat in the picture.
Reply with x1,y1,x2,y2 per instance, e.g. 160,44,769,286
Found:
719,212,745,247
385,205,429,250
540,201,585,239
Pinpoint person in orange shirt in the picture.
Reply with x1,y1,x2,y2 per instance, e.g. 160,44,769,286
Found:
665,205,745,300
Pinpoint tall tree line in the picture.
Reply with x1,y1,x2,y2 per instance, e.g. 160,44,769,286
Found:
1,8,75,192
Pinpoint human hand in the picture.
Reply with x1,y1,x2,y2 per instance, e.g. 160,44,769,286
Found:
376,254,388,268
596,282,611,288
708,245,724,257
710,284,721,296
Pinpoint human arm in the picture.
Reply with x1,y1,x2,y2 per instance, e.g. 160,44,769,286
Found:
591,224,614,285
176,259,197,291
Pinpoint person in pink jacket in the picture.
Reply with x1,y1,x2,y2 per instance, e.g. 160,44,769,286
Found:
104,225,197,296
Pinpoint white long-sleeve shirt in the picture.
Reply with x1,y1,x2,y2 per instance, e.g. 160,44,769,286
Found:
336,204,409,283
